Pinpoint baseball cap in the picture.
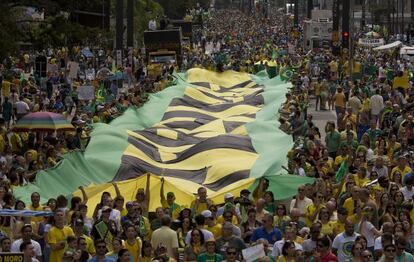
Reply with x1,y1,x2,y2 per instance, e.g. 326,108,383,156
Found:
201,210,213,218
240,189,250,195
75,219,84,226
102,206,112,212
224,193,234,199
167,192,175,197
206,237,216,243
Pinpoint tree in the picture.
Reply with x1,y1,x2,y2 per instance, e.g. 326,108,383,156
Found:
0,1,22,60
155,0,210,19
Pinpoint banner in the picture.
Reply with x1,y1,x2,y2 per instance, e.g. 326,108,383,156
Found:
0,209,53,217
0,253,24,261
78,86,95,101
68,61,79,79
242,244,266,262
358,38,385,47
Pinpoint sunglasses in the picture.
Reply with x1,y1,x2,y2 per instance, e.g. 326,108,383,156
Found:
97,245,106,249
227,252,237,255
363,254,373,258
385,249,396,252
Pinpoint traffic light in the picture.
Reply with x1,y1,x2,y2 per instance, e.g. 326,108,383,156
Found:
342,31,349,38
342,31,349,49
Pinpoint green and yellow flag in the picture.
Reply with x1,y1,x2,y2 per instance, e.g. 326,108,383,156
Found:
15,69,313,213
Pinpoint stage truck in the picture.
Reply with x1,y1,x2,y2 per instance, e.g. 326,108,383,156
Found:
144,28,183,79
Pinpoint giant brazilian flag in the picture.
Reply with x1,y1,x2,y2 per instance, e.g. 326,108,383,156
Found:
14,69,314,212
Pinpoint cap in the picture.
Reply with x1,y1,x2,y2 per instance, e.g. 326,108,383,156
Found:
206,237,216,243
224,193,234,199
126,201,134,208
201,210,213,218
299,227,310,235
75,219,84,225
102,206,112,212
240,189,250,195
167,192,175,197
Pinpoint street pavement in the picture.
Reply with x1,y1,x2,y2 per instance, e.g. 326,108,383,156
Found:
307,98,337,141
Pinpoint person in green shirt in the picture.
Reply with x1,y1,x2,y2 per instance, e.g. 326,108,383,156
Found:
325,121,341,159
160,177,182,220
365,120,382,148
339,131,359,151
395,237,414,262
197,238,223,262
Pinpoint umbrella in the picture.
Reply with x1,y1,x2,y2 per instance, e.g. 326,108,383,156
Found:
14,112,75,132
96,67,113,80
81,48,94,58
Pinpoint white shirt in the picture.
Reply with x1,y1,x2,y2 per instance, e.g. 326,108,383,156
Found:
372,165,388,178
15,101,30,114
357,221,376,247
332,232,359,262
289,197,313,223
378,67,386,78
400,186,414,201
272,240,303,257
374,236,382,251
370,94,384,115
11,239,42,256
302,238,317,252
348,96,362,115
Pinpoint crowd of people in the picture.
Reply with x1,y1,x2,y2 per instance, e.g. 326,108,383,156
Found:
1,3,414,262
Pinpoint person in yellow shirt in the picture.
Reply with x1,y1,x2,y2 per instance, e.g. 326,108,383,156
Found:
387,134,401,160
318,207,335,237
29,192,43,224
10,131,23,154
354,167,370,187
334,148,349,168
203,210,222,239
333,207,348,236
0,135,5,155
123,225,142,262
304,192,325,227
190,187,214,216
160,177,181,220
314,80,322,110
343,186,360,216
2,78,11,98
333,87,346,117
362,92,370,111
391,155,412,180
73,219,96,256
48,209,75,262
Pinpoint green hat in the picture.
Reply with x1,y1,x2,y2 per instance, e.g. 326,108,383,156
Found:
167,192,175,197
